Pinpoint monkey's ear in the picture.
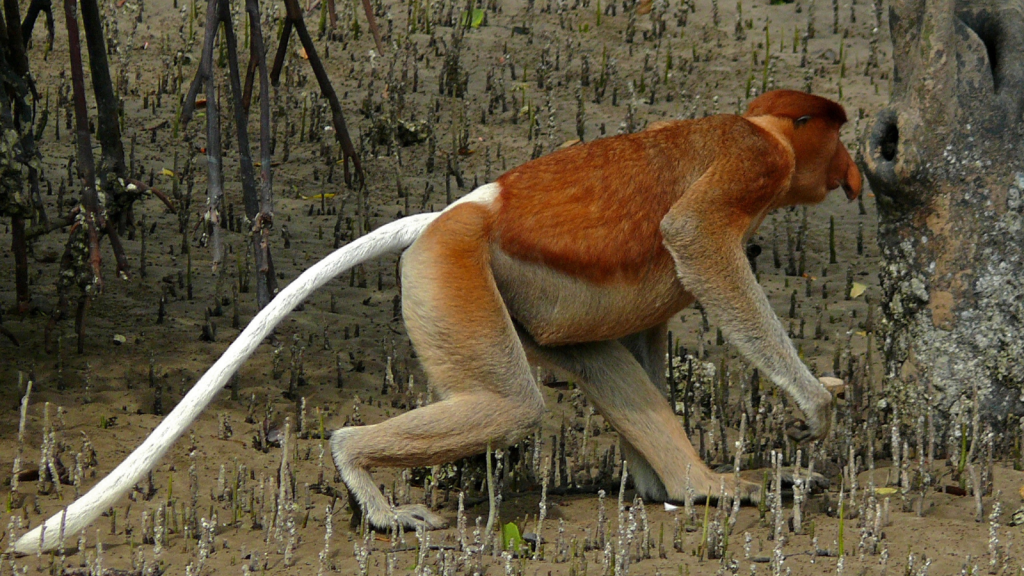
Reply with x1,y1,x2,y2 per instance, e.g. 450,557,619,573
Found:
793,115,812,129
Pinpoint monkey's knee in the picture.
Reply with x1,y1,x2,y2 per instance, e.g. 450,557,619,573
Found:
486,389,546,451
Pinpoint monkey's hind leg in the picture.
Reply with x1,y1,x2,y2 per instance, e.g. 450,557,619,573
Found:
522,332,759,504
617,324,672,502
330,204,545,531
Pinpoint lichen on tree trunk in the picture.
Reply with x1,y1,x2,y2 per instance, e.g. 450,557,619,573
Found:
860,0,1024,435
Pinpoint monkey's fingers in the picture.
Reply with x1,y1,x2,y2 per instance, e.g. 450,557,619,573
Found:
785,419,814,443
795,379,834,441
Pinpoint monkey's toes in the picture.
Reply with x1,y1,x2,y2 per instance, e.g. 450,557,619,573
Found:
737,467,828,498
693,474,763,505
736,478,763,504
395,504,448,531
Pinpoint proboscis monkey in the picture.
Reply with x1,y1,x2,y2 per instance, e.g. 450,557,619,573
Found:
14,90,860,553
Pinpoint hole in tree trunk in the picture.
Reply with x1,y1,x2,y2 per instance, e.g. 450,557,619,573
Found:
862,109,902,202
958,10,1003,91
879,121,898,162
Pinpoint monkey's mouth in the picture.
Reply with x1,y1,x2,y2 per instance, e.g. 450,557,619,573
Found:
842,181,858,201
826,179,858,200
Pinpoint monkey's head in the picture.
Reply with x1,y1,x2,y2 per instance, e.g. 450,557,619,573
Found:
746,90,862,205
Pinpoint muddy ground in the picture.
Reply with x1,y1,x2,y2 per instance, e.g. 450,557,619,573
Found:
2,0,1024,573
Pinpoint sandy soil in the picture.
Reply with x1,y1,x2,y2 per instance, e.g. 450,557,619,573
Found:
2,0,1024,574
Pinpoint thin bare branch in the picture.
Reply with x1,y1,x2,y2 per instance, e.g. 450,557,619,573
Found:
245,0,277,305
20,0,55,47
79,0,125,179
273,0,362,187
126,179,177,213
359,0,384,55
188,0,226,271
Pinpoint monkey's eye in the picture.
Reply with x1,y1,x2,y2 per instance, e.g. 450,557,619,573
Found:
794,115,813,128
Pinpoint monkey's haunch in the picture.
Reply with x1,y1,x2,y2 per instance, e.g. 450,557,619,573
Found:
14,212,440,555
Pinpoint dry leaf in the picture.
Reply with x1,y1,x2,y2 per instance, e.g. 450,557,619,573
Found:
849,282,867,298
637,0,653,15
819,376,845,397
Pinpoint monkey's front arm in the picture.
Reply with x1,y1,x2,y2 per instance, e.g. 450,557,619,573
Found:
659,169,832,441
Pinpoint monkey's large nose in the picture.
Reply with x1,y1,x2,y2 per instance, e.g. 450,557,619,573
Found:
843,161,862,201
831,143,862,200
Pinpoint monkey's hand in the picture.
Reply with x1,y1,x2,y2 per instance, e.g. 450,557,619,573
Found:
785,383,832,443
787,376,848,441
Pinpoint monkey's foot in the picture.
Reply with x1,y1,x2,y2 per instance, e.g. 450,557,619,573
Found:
733,478,763,504
776,467,829,492
733,467,830,495
685,474,763,505
392,504,448,531
349,498,448,532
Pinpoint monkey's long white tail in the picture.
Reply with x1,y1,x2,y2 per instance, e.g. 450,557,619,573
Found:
14,212,440,554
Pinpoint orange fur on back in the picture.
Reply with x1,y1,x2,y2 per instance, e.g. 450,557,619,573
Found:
494,116,790,286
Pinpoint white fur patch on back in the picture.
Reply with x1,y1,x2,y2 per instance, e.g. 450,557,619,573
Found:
445,182,500,211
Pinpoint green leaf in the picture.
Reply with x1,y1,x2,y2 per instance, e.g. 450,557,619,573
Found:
460,8,486,27
501,522,523,552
